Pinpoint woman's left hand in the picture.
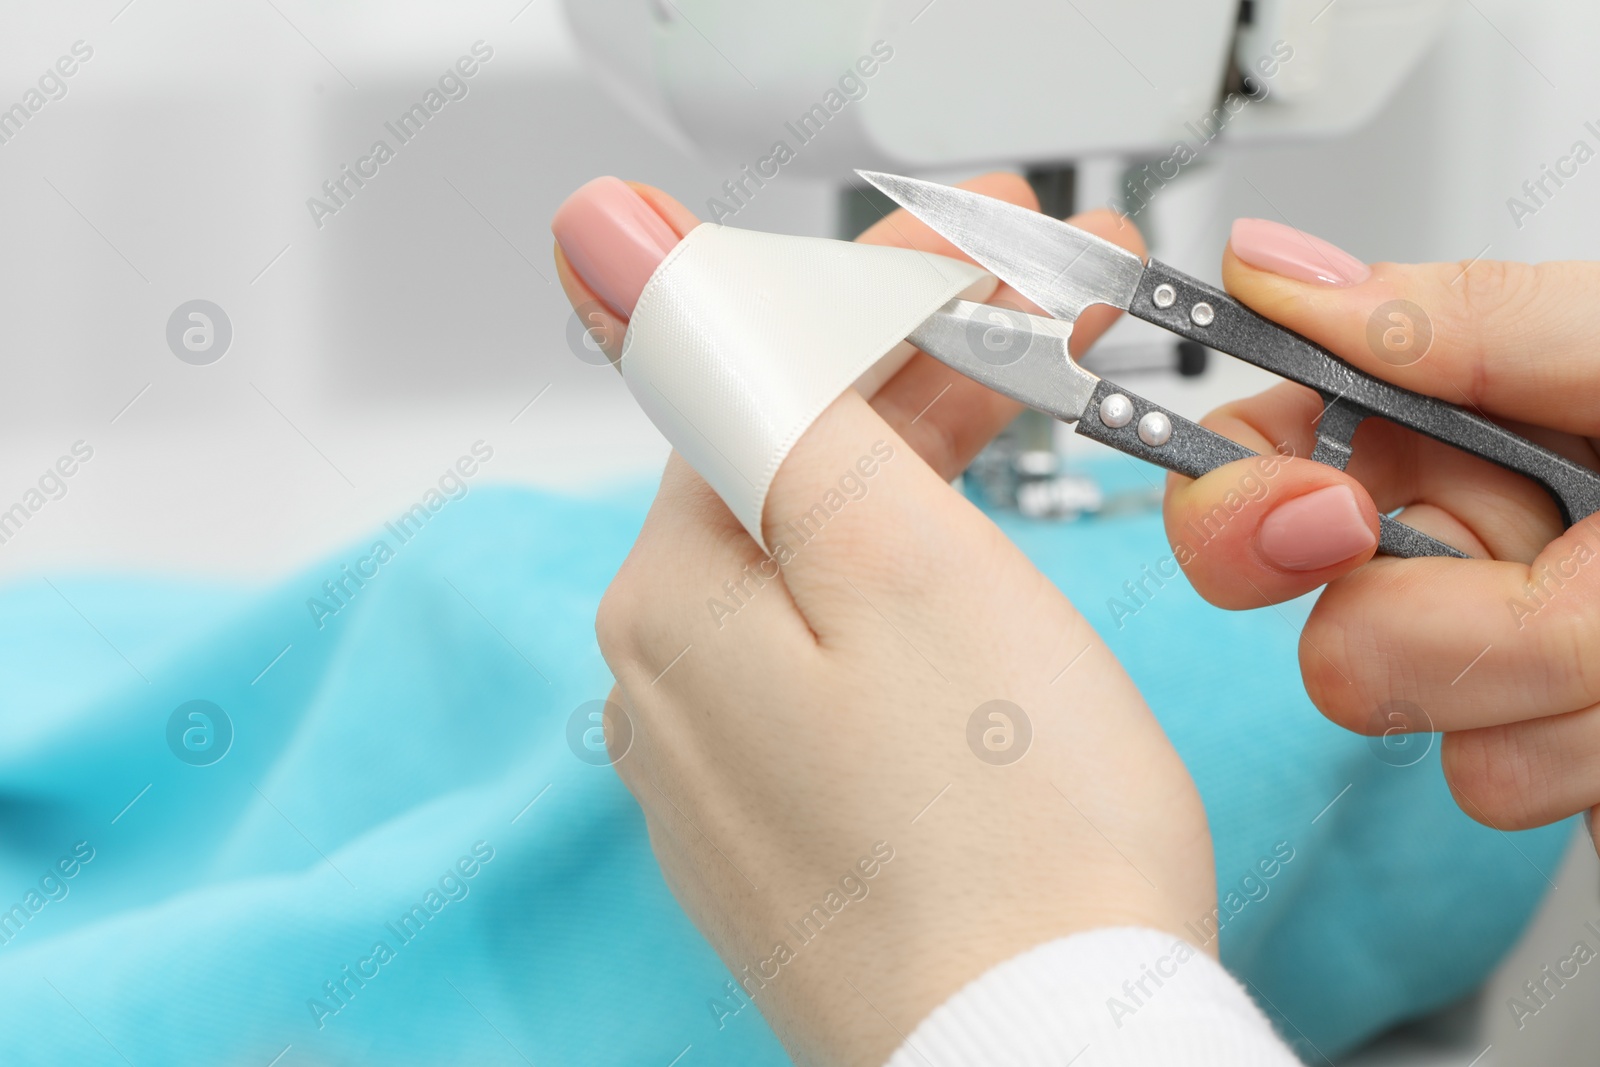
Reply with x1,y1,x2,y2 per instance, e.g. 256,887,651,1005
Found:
555,177,1216,1066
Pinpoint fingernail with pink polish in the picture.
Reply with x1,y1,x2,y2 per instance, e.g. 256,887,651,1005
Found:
552,176,682,319
1230,218,1372,288
1258,485,1376,572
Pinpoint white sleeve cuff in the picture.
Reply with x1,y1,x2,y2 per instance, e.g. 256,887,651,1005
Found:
883,927,1302,1067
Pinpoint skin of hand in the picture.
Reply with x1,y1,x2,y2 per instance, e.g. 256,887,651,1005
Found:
555,177,1216,1066
1161,224,1600,848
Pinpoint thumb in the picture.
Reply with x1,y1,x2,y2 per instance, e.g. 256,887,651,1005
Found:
1162,386,1383,610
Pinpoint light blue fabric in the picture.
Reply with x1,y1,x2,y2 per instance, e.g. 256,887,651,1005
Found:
0,471,1570,1065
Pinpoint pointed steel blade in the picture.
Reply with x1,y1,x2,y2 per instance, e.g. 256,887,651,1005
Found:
907,299,1100,424
857,170,1146,324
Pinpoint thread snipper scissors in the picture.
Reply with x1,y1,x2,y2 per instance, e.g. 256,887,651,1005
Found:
860,170,1600,559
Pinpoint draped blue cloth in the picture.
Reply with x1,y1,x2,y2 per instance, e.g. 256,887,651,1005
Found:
0,473,1569,1065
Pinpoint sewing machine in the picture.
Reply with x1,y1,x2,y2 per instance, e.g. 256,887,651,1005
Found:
564,0,1452,516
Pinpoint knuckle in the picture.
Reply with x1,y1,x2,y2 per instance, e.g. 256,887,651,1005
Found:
604,702,636,766
1450,258,1536,326
1441,727,1552,830
1300,659,1357,732
595,567,643,662
1442,731,1519,826
1298,614,1367,731
1537,592,1600,707
1438,259,1542,403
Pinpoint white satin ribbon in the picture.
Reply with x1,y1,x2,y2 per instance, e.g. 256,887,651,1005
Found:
620,223,996,550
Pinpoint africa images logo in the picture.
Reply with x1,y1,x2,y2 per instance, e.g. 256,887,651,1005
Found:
305,442,493,629
305,41,494,229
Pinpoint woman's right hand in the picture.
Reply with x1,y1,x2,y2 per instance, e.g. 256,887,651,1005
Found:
1162,219,1600,846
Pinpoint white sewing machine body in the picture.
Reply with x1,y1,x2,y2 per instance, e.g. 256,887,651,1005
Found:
565,0,1452,176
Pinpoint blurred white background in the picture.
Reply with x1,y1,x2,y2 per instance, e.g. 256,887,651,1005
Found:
1,0,1597,1060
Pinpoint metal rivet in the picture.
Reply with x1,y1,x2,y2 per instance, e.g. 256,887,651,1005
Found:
1190,302,1215,327
1099,393,1134,428
1138,411,1173,447
1152,284,1176,309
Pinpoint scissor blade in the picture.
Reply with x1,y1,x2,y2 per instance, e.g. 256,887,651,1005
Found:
857,170,1146,324
907,299,1100,424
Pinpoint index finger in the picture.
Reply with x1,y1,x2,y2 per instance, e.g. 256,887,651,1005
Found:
1224,221,1600,436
